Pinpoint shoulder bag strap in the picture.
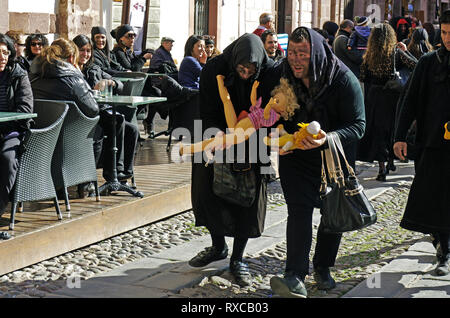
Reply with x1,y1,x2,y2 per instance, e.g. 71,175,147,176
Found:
330,132,357,178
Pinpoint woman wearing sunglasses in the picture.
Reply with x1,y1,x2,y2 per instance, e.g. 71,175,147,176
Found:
24,33,49,71
110,24,153,72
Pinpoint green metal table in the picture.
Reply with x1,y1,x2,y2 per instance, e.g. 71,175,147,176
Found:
94,96,167,198
0,112,37,122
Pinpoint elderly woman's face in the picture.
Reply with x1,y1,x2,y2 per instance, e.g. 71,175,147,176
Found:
94,34,107,50
0,43,10,72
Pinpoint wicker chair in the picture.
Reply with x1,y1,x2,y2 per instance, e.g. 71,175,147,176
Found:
9,101,69,230
34,100,101,214
115,72,147,126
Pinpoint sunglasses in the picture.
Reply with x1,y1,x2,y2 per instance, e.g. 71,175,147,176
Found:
126,33,137,39
31,42,43,47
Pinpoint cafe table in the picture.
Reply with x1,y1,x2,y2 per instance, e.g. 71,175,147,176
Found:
94,95,167,198
0,112,37,122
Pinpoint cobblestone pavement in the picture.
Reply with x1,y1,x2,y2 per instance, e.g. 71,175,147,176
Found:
175,181,424,298
0,178,423,298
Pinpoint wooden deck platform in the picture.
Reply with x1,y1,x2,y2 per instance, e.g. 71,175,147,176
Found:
0,138,192,276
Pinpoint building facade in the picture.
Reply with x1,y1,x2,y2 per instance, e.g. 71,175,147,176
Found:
0,0,447,66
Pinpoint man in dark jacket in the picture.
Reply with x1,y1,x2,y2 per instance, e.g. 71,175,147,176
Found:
0,33,33,235
148,37,178,80
267,27,365,298
188,33,274,287
333,19,363,78
393,10,450,276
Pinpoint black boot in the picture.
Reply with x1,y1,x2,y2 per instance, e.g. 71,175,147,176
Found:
313,266,336,290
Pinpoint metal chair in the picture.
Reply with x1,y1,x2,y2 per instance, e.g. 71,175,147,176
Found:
34,100,101,214
9,101,69,230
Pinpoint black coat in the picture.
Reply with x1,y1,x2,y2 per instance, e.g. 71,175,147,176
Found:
394,47,450,234
264,28,366,209
93,48,127,76
191,33,274,238
111,47,146,72
357,48,417,163
0,63,34,135
333,29,363,78
83,63,123,95
30,57,99,118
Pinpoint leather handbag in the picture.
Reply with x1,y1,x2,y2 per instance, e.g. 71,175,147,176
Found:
212,162,257,208
319,133,377,233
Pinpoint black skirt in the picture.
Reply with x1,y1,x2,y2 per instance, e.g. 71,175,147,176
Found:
191,161,267,238
400,145,450,234
357,83,399,163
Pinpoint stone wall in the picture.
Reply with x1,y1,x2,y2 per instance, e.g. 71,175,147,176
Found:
58,0,101,39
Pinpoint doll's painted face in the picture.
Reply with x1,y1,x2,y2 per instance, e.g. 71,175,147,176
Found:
271,93,287,115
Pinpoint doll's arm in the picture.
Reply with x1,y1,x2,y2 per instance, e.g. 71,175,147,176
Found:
250,80,260,106
216,75,237,128
445,122,450,140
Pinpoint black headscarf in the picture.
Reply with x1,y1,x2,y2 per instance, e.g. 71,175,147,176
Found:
283,27,345,113
221,33,270,86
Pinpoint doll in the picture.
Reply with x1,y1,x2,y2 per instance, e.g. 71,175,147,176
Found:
179,76,300,155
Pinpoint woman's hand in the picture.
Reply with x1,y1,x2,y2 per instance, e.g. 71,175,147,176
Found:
397,42,407,51
198,47,207,64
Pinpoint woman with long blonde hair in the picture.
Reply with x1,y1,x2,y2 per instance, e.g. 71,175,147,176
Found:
357,23,417,181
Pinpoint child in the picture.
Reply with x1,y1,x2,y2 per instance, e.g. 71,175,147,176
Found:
347,16,371,51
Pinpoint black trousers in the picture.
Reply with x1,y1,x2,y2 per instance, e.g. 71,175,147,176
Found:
279,150,342,280
95,112,139,181
0,136,21,215
285,203,342,279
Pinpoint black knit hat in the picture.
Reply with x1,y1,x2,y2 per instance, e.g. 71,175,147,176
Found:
91,26,107,40
111,24,134,42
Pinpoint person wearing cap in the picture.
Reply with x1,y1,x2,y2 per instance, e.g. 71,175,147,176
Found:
149,36,178,80
91,26,127,76
5,30,29,72
347,16,371,52
111,24,153,72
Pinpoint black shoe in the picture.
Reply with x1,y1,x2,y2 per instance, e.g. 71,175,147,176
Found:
270,272,307,298
435,258,450,276
0,232,11,240
376,172,386,181
188,245,228,268
117,172,133,181
387,160,396,172
313,267,336,290
230,260,252,287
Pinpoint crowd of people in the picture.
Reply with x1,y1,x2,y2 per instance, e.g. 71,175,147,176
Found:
0,9,449,298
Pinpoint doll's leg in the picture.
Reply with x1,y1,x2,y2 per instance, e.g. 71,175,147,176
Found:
179,138,216,155
216,75,237,128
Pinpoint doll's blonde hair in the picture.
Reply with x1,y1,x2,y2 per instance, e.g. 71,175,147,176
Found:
270,77,299,120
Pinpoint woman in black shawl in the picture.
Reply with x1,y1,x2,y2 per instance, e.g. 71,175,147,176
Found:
188,33,274,287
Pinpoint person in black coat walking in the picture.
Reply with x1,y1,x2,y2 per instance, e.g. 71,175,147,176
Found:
188,33,274,287
333,19,363,78
358,23,417,181
0,34,33,239
393,10,450,276
265,27,366,298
